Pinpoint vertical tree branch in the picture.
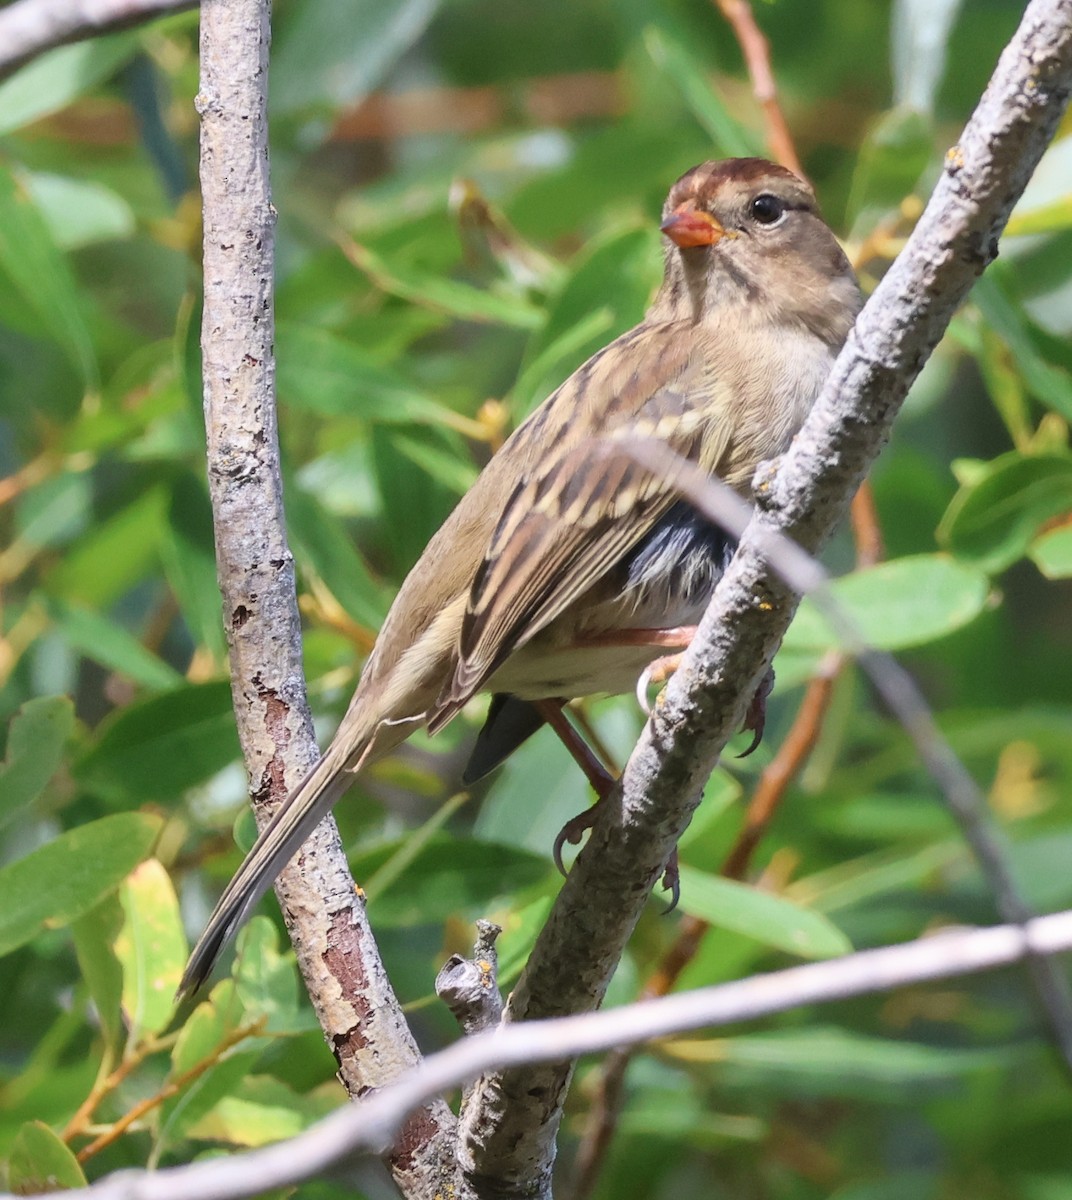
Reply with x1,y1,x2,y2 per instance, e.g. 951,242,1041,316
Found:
196,2,457,1194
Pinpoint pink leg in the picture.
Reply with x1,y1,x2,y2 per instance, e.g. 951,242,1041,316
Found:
533,697,681,907
533,699,617,875
579,625,774,757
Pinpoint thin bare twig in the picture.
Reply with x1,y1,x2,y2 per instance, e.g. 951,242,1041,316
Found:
849,483,886,568
74,1022,265,1164
713,0,805,178
29,911,1072,1200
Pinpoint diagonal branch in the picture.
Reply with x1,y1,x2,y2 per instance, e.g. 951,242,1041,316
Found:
0,0,196,82
458,0,1072,1193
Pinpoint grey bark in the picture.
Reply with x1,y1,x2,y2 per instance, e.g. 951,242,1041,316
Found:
196,2,456,1196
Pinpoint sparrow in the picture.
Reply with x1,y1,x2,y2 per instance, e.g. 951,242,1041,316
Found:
179,157,861,997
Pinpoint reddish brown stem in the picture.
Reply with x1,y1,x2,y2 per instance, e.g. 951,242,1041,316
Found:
850,481,886,568
713,0,805,179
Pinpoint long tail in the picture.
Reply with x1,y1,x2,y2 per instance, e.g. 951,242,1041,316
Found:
177,734,374,1000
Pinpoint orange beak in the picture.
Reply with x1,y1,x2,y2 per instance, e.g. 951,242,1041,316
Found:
660,203,725,248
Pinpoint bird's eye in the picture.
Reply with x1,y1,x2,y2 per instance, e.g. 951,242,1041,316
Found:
749,194,786,225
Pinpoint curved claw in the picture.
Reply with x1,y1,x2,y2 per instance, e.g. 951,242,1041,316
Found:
736,722,764,759
552,808,599,875
660,849,681,913
636,667,655,716
736,668,775,758
636,653,684,717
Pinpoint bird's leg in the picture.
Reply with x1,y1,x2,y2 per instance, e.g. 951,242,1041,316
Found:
533,696,681,909
533,698,618,874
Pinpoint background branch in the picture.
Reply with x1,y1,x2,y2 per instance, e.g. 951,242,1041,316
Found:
0,0,196,82
28,910,1072,1200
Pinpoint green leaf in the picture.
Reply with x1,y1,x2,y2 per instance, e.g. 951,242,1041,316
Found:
0,164,97,386
0,813,161,958
116,859,187,1037
675,867,852,960
184,1075,339,1147
354,835,551,927
25,172,135,250
782,555,990,656
233,918,311,1035
46,484,167,605
47,598,183,690
160,472,228,660
388,428,479,494
709,1027,1009,1100
974,272,1072,420
891,0,965,114
275,322,466,426
1006,195,1072,238
977,322,1033,446
790,842,964,916
286,485,391,629
75,682,241,803
847,107,933,227
370,424,464,572
273,0,439,118
0,696,74,830
642,24,755,157
159,980,267,1145
937,452,1072,571
0,34,140,134
344,240,543,328
70,894,126,1056
7,1121,87,1192
1030,522,1072,578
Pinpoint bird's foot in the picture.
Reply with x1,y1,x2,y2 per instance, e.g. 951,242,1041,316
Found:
534,698,619,875
552,805,603,875
636,652,684,715
738,667,775,758
660,847,681,912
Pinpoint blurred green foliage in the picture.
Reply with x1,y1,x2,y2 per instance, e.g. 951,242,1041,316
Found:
1,0,1071,1195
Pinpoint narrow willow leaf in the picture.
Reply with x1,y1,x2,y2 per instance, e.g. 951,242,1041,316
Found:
676,867,852,960
937,452,1072,570
0,695,73,830
0,813,161,958
116,859,187,1037
7,1121,87,1192
75,682,241,803
0,165,97,385
783,555,989,656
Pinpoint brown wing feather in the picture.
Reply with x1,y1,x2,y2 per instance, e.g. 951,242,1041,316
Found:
426,332,731,730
